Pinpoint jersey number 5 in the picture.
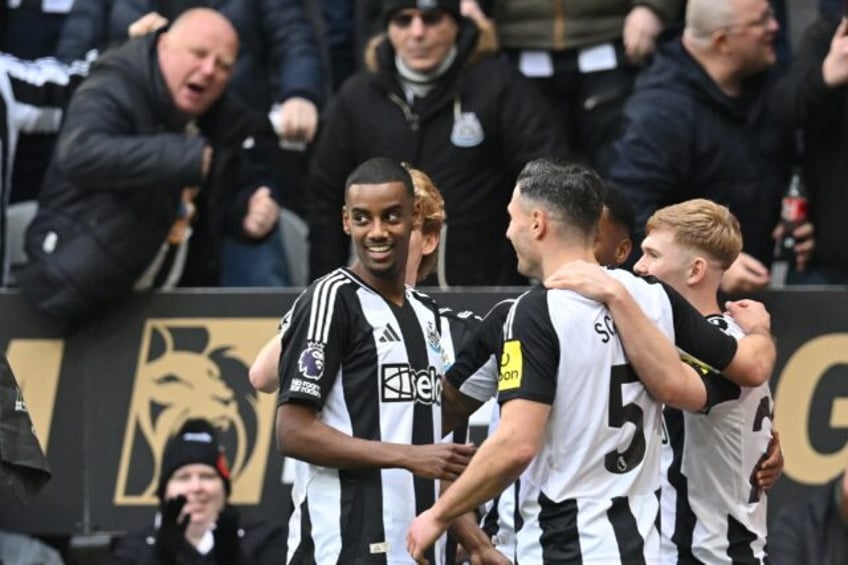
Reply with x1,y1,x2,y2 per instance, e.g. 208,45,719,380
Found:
605,364,647,474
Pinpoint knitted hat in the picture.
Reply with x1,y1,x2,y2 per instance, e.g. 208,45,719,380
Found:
156,419,231,500
382,0,461,26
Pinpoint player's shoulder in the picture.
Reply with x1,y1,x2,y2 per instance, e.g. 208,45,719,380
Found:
296,269,359,313
706,313,745,338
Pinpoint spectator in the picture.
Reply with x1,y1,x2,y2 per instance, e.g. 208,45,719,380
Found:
461,0,683,175
0,52,90,286
19,8,279,330
277,157,476,564
307,0,568,286
770,462,848,565
609,0,793,293
109,418,285,564
3,0,76,206
771,14,848,284
55,0,325,287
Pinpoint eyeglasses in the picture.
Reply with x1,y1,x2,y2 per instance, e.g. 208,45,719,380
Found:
725,6,776,32
390,10,447,28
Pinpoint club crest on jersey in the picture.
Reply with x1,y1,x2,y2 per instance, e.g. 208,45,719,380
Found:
498,340,523,391
426,321,441,352
451,112,484,147
298,342,325,380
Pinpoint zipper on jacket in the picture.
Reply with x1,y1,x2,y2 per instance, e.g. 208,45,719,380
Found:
388,92,420,131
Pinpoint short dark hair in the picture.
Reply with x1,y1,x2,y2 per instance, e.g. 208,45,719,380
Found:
516,159,604,236
345,157,414,198
602,183,636,238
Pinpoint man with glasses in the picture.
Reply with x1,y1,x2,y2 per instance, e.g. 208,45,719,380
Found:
307,0,568,287
609,0,796,294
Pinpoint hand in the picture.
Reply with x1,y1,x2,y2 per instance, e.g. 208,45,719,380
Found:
756,429,784,491
823,18,848,87
544,260,619,303
407,508,451,564
156,495,189,565
243,186,280,238
128,11,168,37
460,0,491,26
402,442,476,481
276,97,318,144
720,252,770,294
772,221,815,271
623,6,662,65
724,299,771,335
213,505,240,564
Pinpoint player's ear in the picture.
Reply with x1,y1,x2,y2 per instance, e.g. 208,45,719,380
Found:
615,239,633,267
688,256,708,285
342,206,351,235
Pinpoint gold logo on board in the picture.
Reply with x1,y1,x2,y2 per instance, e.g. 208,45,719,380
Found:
114,319,278,505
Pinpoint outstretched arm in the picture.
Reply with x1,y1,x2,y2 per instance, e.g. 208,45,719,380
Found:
249,334,281,393
546,261,707,411
407,398,548,560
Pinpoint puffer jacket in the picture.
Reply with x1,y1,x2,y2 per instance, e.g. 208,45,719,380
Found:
609,38,791,266
308,18,569,285
494,0,683,51
21,32,271,329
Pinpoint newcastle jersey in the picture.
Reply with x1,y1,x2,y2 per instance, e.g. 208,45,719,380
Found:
278,268,448,564
497,269,739,564
661,314,772,564
1,53,90,284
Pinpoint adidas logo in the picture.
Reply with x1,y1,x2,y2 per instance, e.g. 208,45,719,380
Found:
379,325,401,343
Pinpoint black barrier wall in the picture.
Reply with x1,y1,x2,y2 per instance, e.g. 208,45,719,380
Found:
0,287,846,536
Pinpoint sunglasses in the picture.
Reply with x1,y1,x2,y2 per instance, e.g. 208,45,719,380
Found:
390,11,447,28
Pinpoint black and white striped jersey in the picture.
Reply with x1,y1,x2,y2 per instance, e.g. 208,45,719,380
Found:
278,268,449,564
0,52,90,283
661,314,772,565
444,299,517,559
446,299,514,404
497,269,740,564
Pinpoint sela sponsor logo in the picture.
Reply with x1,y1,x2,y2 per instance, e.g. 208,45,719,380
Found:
381,364,442,405
298,341,325,380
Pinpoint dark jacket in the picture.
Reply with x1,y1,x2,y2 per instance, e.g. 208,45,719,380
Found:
109,514,286,565
307,19,568,285
770,476,848,565
55,0,324,110
609,38,791,266
772,16,848,277
494,0,682,51
20,33,270,329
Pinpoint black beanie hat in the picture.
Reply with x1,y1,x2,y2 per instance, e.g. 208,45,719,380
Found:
382,0,461,26
156,419,232,500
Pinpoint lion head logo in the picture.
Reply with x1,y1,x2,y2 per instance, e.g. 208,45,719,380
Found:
115,320,276,504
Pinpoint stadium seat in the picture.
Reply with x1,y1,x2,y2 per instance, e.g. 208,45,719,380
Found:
280,207,309,287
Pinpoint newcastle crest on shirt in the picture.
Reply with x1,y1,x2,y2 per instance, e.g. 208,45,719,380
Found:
451,111,484,147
